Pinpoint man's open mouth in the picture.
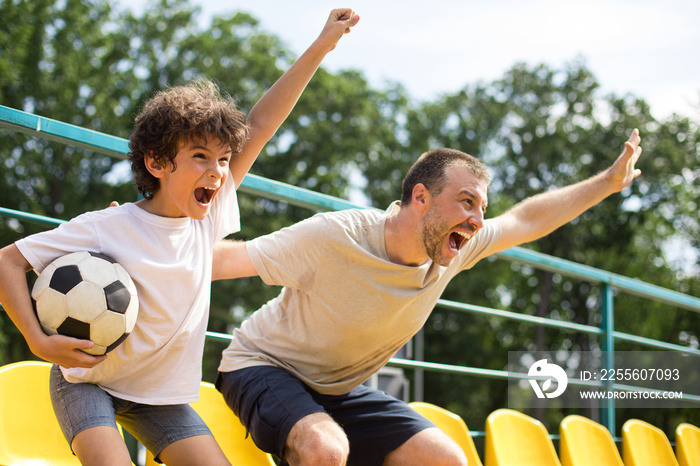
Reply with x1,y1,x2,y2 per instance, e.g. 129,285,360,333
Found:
449,231,470,251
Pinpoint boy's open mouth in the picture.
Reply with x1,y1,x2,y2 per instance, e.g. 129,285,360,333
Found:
195,187,216,205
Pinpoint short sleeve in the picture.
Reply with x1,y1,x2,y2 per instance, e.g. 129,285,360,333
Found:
246,213,329,291
15,212,99,274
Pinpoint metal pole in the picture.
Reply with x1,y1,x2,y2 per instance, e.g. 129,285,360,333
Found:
600,284,616,433
414,328,424,401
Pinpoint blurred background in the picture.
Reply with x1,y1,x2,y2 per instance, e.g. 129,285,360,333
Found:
0,0,697,448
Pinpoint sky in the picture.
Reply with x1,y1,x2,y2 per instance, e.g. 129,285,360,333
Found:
116,0,700,122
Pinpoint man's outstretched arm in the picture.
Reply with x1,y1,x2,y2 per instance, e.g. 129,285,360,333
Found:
491,129,643,254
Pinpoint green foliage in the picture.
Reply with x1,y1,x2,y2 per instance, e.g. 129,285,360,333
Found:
413,60,700,433
0,0,697,439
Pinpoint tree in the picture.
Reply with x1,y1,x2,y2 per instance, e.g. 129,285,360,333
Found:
0,0,407,375
1,0,140,361
1,0,697,438
409,60,700,433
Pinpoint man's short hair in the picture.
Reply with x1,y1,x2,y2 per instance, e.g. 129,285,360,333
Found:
400,148,490,205
128,78,249,199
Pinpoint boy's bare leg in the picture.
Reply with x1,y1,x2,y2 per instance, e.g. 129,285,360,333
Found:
72,426,133,466
158,434,231,466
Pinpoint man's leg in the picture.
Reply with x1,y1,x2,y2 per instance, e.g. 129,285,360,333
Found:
383,427,467,466
217,367,346,464
283,412,349,466
318,385,445,466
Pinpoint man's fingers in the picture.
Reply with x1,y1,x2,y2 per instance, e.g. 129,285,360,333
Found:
623,137,642,181
627,128,641,147
622,129,642,160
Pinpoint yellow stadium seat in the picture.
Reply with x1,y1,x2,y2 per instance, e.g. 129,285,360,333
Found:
0,360,135,466
559,414,623,466
622,419,679,466
409,401,483,466
676,423,700,466
145,381,276,465
484,408,561,466
0,360,81,465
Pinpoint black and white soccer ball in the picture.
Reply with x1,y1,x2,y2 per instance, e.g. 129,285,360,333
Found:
31,251,139,355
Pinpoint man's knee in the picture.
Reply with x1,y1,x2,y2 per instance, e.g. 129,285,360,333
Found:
428,432,468,466
385,427,467,466
285,412,349,466
431,448,468,466
405,445,467,466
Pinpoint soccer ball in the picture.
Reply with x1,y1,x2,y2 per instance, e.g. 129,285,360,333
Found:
31,251,139,355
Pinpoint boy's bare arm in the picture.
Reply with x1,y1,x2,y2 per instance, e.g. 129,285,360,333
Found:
212,240,259,280
0,244,106,368
230,8,360,186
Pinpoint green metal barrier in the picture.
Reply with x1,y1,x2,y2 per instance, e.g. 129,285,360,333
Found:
2,104,699,435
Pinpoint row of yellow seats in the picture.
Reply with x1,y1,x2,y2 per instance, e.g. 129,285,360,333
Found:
1,360,698,466
0,360,275,466
411,401,699,466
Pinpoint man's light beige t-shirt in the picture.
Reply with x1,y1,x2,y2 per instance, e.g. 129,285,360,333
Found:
218,203,501,395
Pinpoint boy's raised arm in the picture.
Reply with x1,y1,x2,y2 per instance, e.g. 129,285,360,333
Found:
230,8,360,186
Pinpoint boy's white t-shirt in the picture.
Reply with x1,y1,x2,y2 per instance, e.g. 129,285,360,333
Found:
16,175,239,404
218,203,502,395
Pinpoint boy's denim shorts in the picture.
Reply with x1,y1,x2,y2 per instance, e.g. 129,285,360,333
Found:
50,364,211,462
216,365,435,466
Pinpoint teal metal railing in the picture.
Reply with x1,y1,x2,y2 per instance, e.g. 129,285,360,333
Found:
2,104,699,436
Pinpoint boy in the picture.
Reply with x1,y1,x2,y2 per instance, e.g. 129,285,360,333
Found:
0,8,359,465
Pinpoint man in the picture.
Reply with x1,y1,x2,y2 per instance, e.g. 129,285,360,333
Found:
212,130,643,465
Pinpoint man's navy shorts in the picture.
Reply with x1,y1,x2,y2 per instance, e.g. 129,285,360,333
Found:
216,365,435,465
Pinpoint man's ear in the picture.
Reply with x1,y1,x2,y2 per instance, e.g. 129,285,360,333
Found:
144,152,166,179
412,183,431,212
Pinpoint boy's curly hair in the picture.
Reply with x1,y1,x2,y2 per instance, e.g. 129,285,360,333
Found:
129,78,249,199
